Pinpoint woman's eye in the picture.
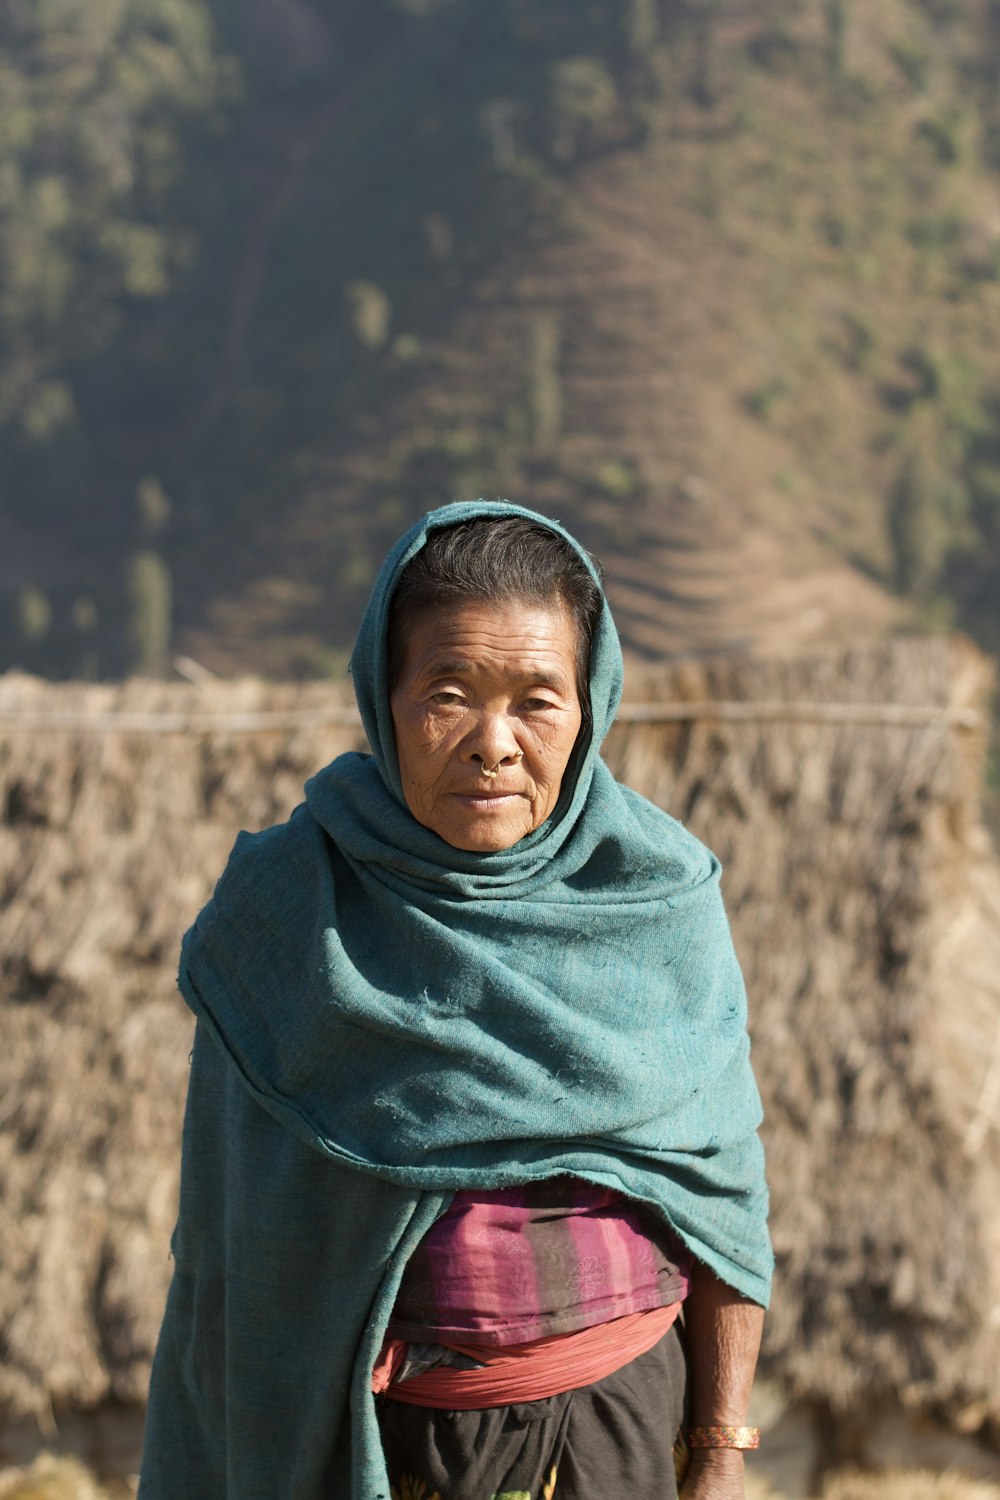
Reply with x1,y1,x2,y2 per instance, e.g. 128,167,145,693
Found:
521,697,555,712
430,691,465,706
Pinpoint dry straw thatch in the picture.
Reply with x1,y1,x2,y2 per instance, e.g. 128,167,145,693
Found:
0,1454,123,1499
0,672,367,1423
745,1472,1000,1500
607,640,1000,1428
818,1473,1000,1500
2,1456,996,1500
1,638,999,1444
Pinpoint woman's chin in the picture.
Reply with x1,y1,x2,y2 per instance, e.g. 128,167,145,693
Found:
433,813,533,853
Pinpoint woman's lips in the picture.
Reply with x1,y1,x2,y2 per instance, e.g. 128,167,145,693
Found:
452,790,526,807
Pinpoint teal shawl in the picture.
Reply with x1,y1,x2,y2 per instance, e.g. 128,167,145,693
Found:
139,501,771,1500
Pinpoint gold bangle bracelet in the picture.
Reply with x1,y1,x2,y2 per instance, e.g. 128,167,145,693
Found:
687,1425,760,1450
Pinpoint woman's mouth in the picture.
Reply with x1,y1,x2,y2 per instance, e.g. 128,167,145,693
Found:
452,791,525,809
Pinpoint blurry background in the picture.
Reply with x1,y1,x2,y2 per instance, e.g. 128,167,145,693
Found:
2,0,1000,689
3,2,1000,1498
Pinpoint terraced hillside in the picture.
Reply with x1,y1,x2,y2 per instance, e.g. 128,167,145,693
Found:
4,1,1000,677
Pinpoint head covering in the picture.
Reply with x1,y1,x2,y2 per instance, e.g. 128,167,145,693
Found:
143,501,771,1500
317,499,622,893
349,498,622,814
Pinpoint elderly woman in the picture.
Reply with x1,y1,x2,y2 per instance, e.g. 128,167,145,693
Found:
139,501,771,1500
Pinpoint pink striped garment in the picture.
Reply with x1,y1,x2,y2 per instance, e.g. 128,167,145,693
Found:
388,1175,692,1346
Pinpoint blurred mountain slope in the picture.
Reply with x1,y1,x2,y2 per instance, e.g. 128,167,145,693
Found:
3,0,1000,676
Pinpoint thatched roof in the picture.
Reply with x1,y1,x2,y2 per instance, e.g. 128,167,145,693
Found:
1,638,998,1430
606,640,1000,1424
0,674,367,1419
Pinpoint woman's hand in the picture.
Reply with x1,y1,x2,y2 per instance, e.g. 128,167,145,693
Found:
680,1448,747,1499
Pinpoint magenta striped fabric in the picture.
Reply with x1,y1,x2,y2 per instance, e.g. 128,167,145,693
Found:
388,1176,692,1347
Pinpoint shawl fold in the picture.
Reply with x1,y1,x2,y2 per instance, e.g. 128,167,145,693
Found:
139,501,771,1500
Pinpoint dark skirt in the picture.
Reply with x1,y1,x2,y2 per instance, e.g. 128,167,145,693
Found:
376,1324,687,1500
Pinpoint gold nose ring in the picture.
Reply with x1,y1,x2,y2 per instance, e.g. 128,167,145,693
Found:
480,749,523,778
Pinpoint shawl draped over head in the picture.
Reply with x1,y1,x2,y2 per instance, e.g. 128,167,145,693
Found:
139,500,772,1500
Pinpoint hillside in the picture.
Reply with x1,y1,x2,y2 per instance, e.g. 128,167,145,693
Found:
3,0,1000,677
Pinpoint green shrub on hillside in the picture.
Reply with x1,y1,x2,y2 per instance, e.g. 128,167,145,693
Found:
2,0,1000,676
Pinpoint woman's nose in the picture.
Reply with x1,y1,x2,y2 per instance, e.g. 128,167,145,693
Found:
467,716,522,774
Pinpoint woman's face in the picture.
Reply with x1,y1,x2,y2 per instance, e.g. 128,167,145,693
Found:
389,598,584,852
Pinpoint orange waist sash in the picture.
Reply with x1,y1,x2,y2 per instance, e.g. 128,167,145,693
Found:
374,1302,682,1410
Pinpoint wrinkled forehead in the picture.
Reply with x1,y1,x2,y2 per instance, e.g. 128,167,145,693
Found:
385,516,597,685
390,596,582,695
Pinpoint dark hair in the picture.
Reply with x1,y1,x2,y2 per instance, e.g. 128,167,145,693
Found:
387,517,604,713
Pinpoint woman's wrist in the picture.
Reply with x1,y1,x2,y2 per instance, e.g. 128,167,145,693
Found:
687,1447,745,1471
